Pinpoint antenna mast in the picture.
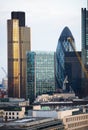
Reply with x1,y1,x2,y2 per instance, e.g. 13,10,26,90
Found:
87,0,88,9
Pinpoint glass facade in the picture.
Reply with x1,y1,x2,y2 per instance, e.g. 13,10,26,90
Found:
56,27,75,91
26,51,55,103
8,20,20,97
26,52,35,103
81,8,88,97
65,52,81,96
82,8,88,77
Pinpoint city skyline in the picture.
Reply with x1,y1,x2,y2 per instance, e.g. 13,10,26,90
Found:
0,0,86,81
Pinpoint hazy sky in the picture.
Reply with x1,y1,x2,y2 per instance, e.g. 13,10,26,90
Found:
0,0,87,81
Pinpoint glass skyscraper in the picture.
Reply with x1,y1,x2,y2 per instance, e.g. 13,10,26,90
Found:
56,27,76,91
81,8,88,77
26,51,55,103
81,7,88,97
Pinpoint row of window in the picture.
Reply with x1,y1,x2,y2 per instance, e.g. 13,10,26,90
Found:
6,116,19,119
66,114,88,122
5,112,19,115
68,120,88,128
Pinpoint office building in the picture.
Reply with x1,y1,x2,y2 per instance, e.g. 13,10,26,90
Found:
26,51,56,104
81,8,88,74
55,26,76,92
81,7,88,97
55,27,82,96
7,11,31,98
65,52,82,96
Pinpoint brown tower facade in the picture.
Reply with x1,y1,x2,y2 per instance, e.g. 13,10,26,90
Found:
7,12,31,98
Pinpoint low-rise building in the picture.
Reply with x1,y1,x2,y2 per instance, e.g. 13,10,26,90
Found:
31,108,79,119
35,93,76,102
3,107,25,121
63,113,88,130
31,104,88,130
0,98,29,107
0,117,64,130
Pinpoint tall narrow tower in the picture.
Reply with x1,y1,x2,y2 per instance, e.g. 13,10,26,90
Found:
81,1,88,96
7,11,31,98
81,7,88,77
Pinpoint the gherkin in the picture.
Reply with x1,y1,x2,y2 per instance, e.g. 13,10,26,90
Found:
55,26,80,93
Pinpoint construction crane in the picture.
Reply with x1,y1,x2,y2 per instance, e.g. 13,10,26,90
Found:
1,67,7,78
63,76,68,91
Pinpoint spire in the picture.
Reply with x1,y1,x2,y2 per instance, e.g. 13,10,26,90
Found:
87,0,88,10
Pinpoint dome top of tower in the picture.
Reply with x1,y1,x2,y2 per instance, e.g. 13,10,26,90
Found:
59,26,74,42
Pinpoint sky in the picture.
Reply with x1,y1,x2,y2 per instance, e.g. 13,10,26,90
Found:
0,0,87,81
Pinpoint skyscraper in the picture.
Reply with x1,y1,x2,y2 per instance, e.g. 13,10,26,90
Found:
81,6,88,96
26,51,56,104
56,27,82,96
65,52,81,96
7,12,31,98
81,8,88,77
55,27,75,92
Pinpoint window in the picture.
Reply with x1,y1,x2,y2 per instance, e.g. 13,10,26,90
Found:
12,112,14,115
9,112,11,115
17,112,19,115
6,113,8,115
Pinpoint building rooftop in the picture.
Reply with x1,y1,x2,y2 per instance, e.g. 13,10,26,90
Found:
0,117,64,130
59,26,74,42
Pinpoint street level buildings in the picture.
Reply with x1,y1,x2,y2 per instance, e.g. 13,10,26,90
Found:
32,103,88,130
3,107,25,121
0,117,64,130
7,12,31,98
